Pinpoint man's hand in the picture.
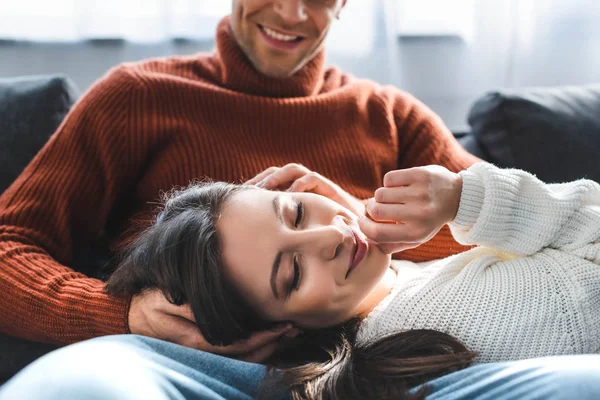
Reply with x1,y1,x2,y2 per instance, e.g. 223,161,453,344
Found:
246,163,366,216
358,165,463,254
128,290,297,363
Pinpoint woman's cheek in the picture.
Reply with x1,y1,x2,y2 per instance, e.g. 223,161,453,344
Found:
297,278,338,312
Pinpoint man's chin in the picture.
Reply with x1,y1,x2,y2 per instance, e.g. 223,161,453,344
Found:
247,51,311,78
253,61,301,79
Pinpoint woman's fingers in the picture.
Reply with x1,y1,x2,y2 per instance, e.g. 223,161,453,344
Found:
366,198,413,223
377,242,420,254
358,215,424,244
374,186,424,204
383,168,420,187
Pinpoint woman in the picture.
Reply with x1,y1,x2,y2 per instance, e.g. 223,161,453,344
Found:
106,162,600,400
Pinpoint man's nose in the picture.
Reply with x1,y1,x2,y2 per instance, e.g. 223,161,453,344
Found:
274,0,309,25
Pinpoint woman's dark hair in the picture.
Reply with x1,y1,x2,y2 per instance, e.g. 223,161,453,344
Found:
106,181,270,346
106,181,477,400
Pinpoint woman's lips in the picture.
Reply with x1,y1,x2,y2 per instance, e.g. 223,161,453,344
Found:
346,227,368,278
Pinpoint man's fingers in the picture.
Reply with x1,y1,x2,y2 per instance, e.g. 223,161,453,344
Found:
158,297,197,322
288,180,306,193
149,289,196,322
287,175,310,192
240,324,292,351
289,174,341,205
239,327,302,364
239,340,281,364
224,324,292,355
245,167,279,185
259,165,309,189
165,318,213,351
288,174,318,193
172,305,196,322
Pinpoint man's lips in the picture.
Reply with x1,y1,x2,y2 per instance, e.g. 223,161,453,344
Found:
346,227,368,278
258,24,306,39
257,24,306,51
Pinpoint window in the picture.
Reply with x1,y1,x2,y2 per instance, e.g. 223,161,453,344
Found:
0,0,229,41
395,0,476,40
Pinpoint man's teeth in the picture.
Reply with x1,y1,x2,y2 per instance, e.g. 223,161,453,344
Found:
262,26,299,42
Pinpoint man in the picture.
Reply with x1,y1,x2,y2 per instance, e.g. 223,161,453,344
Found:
1,1,599,399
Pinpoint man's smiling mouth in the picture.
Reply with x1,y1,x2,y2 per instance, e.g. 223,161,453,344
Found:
257,24,306,43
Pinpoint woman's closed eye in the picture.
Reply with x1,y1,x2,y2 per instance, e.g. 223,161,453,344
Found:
288,256,301,297
295,201,304,228
287,201,304,298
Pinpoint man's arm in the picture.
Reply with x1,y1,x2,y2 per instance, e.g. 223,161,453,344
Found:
392,91,480,262
0,66,142,345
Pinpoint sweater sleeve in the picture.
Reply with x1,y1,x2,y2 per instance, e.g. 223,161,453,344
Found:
392,91,480,262
0,66,143,345
450,162,600,258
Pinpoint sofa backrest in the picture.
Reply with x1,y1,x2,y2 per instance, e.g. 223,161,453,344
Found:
0,75,79,194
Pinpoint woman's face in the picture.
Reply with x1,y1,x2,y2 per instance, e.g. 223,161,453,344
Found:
218,188,391,329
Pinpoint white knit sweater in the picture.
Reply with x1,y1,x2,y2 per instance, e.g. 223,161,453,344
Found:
356,162,600,363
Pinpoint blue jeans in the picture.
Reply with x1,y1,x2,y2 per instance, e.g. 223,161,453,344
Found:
0,335,599,400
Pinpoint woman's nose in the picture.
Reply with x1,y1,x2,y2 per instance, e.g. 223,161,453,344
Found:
274,0,309,25
293,225,345,260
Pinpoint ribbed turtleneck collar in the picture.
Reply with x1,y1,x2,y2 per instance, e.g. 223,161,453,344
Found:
212,16,326,98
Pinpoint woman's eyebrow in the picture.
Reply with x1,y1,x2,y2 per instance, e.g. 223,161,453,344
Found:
270,194,283,299
272,194,283,224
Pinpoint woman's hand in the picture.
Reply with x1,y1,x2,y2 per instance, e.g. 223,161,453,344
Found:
128,289,297,364
358,165,463,254
246,163,366,216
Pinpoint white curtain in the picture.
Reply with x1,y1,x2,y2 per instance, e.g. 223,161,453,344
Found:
0,0,486,55
0,0,230,42
394,0,475,40
0,0,377,55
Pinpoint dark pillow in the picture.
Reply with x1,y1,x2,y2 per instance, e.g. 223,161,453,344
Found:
467,85,600,183
0,74,79,193
0,75,78,383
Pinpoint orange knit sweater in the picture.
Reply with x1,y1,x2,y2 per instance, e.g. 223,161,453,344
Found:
0,17,479,345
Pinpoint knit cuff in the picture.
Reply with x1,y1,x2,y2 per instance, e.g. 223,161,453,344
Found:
86,283,131,339
124,295,133,334
450,169,485,234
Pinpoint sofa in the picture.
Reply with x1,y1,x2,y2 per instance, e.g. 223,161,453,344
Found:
0,74,599,384
0,75,78,384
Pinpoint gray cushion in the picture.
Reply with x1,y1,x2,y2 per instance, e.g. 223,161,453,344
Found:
457,133,487,161
467,85,600,183
0,74,78,193
0,75,79,383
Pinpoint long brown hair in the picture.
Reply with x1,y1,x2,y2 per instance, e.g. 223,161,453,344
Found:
106,182,477,399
